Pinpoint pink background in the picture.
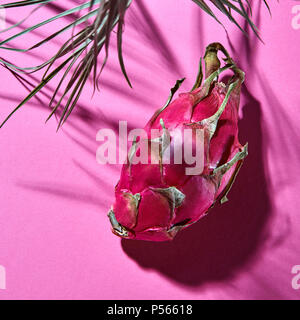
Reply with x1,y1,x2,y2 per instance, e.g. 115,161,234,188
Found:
0,0,300,299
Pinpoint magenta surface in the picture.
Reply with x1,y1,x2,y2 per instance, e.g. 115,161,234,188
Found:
0,0,299,299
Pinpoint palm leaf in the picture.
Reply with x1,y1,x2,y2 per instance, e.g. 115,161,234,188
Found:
0,0,270,128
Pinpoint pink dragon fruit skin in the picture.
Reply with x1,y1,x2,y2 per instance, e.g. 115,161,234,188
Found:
108,43,248,241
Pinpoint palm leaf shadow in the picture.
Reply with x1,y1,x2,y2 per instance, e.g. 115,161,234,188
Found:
121,1,272,286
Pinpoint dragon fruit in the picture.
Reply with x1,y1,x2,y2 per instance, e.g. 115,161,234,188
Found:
108,42,248,241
